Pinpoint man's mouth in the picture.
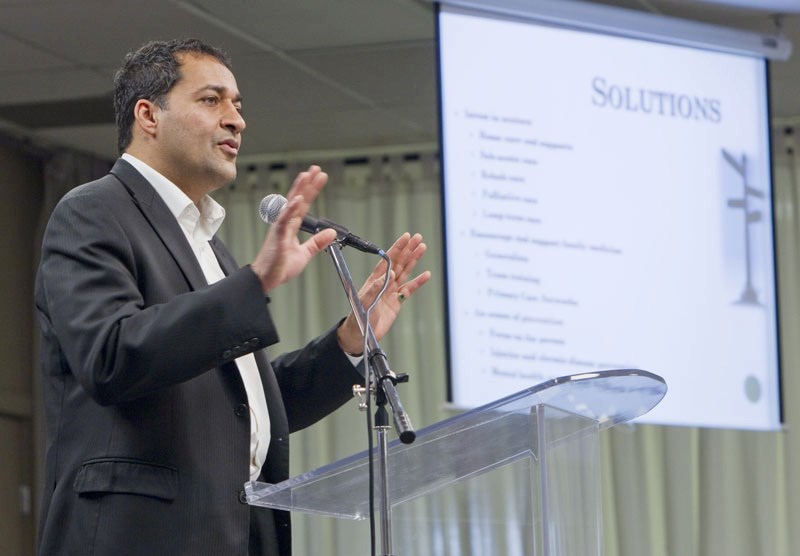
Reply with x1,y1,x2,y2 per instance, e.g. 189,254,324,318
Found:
218,139,239,156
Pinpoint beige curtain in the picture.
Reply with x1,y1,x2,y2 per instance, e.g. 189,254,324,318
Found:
213,140,800,556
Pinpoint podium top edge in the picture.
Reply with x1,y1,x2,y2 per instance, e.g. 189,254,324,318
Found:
446,369,668,431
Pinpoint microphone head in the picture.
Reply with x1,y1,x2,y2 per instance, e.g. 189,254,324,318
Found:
259,194,288,223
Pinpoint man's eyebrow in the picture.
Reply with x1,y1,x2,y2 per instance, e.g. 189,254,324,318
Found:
194,85,243,103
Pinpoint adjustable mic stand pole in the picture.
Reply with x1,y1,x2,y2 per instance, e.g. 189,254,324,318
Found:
325,240,416,556
374,387,392,556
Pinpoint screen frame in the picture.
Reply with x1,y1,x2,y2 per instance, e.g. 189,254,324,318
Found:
434,0,784,429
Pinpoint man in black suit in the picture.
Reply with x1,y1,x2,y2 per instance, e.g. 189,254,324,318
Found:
34,38,430,556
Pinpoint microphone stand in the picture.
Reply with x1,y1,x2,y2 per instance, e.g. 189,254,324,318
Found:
326,239,416,556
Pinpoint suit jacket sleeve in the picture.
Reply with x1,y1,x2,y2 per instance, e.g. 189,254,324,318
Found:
271,327,364,432
208,237,364,434
37,180,280,406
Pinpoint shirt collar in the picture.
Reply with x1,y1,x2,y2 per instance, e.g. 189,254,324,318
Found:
121,153,226,242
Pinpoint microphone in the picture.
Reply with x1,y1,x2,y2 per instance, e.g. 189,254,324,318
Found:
259,194,384,255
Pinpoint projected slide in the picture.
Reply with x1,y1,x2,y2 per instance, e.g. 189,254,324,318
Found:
439,6,780,429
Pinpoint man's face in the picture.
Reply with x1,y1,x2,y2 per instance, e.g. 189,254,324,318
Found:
153,53,245,197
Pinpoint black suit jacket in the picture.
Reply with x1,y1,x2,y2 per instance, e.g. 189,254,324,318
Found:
34,159,361,556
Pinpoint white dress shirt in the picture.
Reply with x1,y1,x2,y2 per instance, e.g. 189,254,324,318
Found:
122,153,269,481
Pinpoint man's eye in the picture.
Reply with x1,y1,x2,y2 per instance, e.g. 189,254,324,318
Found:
203,97,219,105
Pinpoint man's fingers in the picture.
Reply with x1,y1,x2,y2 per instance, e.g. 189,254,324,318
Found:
302,228,337,257
392,240,426,284
396,270,432,303
368,232,422,280
384,232,412,261
393,233,423,264
285,166,328,205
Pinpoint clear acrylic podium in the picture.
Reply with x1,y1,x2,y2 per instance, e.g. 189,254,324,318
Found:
245,369,667,555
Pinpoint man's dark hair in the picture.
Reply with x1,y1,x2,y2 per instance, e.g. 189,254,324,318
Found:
113,38,233,154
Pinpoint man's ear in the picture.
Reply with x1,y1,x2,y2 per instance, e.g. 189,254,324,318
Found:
132,99,160,139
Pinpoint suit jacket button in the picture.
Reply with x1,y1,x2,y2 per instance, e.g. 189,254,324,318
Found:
249,337,260,348
235,403,248,418
222,350,232,360
239,490,248,504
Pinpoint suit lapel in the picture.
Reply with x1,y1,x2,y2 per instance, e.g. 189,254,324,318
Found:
113,162,289,435
209,236,239,276
111,160,282,429
110,159,208,292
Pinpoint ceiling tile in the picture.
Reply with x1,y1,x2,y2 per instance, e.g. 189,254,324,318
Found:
0,68,110,104
0,33,73,72
293,41,437,107
0,0,265,67
233,51,367,114
188,0,434,51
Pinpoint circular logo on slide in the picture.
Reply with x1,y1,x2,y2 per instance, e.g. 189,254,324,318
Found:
744,375,762,403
